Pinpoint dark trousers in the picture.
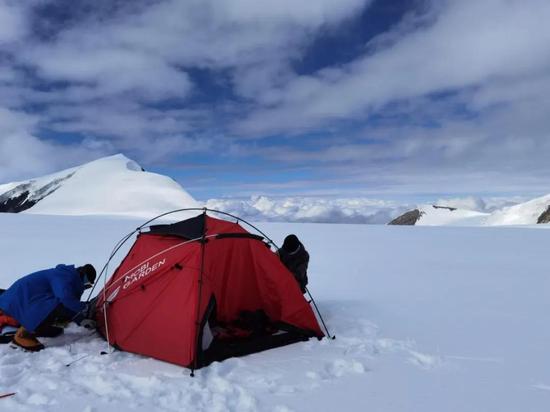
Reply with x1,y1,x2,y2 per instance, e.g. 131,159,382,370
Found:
34,304,73,335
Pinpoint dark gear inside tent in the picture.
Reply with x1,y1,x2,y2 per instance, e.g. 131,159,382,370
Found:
94,211,325,370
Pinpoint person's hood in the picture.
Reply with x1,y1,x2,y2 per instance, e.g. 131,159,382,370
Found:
55,264,86,287
55,264,78,274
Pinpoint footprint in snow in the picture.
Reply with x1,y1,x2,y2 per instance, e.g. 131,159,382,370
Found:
273,405,295,412
27,392,50,406
326,358,367,377
0,365,25,385
408,350,443,370
307,358,367,382
0,351,26,366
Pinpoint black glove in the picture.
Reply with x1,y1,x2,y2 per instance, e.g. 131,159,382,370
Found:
84,296,98,320
73,297,98,326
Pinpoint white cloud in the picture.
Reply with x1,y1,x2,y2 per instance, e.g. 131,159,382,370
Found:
434,196,525,213
1,0,549,198
214,0,367,26
20,0,370,103
0,1,27,44
236,0,550,134
0,0,372,174
206,195,409,224
0,107,106,182
24,46,192,100
433,196,487,212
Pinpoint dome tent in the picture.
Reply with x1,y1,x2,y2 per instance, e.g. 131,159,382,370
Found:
94,209,324,371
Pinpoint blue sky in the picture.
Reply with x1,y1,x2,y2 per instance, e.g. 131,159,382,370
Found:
0,0,549,202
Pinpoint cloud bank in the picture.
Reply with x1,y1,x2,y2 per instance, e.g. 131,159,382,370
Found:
205,195,523,224
0,0,549,200
206,196,411,224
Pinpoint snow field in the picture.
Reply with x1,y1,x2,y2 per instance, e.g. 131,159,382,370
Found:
0,214,549,411
0,307,434,412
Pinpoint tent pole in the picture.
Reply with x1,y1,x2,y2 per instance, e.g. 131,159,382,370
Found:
101,260,113,355
191,208,208,377
86,229,139,302
305,287,336,340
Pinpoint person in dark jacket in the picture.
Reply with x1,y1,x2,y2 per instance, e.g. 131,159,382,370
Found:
278,234,309,293
0,264,96,351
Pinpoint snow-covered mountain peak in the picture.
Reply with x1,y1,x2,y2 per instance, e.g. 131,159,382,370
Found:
0,154,200,217
484,193,550,225
389,194,550,227
389,204,489,226
76,153,142,173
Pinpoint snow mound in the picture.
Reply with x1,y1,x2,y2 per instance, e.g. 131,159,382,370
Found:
484,194,550,225
0,154,199,218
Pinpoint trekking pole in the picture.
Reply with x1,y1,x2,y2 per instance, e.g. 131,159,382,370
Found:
65,354,91,367
305,287,335,340
0,393,16,400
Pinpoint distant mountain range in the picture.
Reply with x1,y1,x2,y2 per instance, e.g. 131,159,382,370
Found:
389,195,550,226
1,155,548,226
0,154,199,218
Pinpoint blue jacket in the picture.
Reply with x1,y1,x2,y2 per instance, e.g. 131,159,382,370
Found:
0,264,86,332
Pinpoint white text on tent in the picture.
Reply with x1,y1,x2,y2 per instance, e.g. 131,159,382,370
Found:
123,259,166,290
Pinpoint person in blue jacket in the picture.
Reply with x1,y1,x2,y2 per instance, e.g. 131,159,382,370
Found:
0,264,96,351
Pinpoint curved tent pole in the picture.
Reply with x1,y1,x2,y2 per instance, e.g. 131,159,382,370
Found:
204,209,335,341
88,207,281,297
134,207,280,249
85,207,279,354
201,209,280,250
88,207,334,360
86,229,140,301
87,208,202,300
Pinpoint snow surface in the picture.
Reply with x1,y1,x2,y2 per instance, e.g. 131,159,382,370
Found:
1,154,199,218
1,213,550,411
485,194,550,225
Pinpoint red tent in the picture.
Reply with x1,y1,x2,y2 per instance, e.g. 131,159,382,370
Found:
96,213,323,369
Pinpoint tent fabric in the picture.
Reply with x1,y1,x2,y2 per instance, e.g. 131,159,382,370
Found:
148,213,205,239
96,214,323,368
